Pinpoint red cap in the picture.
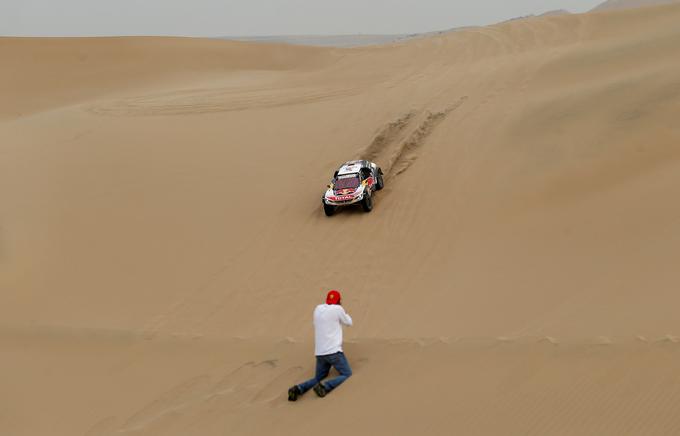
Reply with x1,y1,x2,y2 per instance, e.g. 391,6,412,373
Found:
326,290,341,305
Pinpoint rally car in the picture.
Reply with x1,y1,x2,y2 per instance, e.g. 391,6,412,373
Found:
322,160,384,216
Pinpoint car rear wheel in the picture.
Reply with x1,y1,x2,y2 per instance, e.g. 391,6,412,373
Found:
376,168,384,190
324,203,337,216
361,193,373,212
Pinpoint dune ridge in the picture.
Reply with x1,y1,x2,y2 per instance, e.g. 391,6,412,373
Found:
3,3,680,435
592,0,680,11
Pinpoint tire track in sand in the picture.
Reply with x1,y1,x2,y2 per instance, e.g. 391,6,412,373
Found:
358,96,467,180
355,111,417,162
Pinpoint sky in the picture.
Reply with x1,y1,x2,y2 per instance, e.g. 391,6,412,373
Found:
1,0,604,37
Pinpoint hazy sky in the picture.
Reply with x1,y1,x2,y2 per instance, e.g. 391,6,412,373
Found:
2,0,604,37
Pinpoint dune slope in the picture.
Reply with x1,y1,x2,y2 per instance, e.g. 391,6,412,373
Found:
3,4,680,436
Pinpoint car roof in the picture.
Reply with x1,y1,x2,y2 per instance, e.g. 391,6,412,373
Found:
337,160,369,176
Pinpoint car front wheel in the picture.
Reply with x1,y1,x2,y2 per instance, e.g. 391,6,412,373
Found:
324,202,337,216
361,193,373,212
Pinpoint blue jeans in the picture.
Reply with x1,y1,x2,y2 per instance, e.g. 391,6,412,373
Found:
298,352,352,394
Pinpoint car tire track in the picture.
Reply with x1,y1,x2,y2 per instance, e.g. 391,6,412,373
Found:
357,96,467,180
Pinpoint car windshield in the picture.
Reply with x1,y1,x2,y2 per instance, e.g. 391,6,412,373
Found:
334,174,360,190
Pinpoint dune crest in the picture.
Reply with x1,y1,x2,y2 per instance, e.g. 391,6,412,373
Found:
592,0,680,11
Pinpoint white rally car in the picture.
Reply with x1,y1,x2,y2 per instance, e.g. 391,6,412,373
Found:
322,160,384,216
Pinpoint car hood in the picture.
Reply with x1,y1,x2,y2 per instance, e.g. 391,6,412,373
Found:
325,185,365,198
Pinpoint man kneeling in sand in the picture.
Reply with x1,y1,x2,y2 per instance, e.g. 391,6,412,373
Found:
288,290,353,401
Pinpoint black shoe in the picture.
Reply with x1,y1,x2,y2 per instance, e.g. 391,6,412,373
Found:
313,383,327,398
288,385,302,402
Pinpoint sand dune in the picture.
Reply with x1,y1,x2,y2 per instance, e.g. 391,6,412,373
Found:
3,3,680,435
222,34,415,48
592,0,680,12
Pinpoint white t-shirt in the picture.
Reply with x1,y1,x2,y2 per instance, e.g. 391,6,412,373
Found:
313,304,353,356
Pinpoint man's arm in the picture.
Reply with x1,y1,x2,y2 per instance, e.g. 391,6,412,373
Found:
338,306,353,326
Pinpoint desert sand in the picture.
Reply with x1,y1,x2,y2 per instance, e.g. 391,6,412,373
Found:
2,3,680,435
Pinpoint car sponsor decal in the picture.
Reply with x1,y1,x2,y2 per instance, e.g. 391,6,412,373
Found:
329,195,355,201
